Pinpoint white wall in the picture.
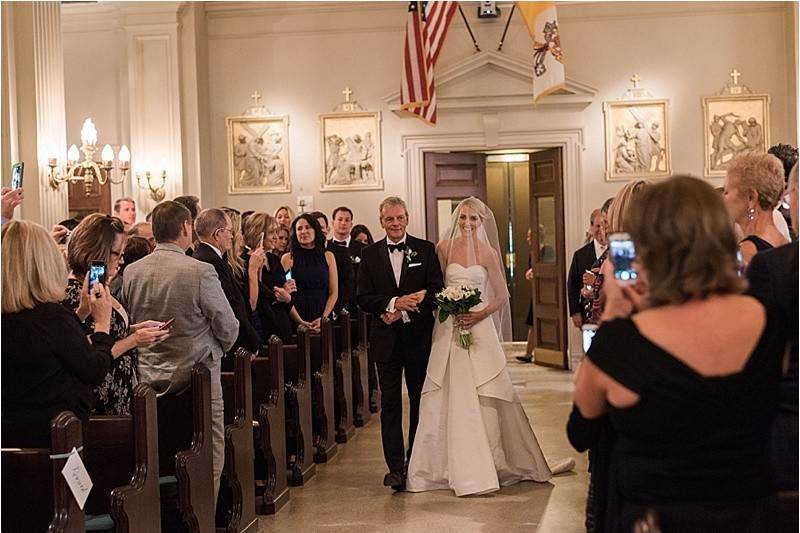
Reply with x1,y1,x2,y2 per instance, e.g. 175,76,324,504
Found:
60,1,798,239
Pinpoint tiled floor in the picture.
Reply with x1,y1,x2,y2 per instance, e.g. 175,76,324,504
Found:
258,345,587,533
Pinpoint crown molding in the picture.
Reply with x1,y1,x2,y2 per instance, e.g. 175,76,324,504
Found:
61,1,185,33
383,50,597,114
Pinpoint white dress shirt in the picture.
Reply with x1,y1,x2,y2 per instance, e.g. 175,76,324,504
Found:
385,235,410,323
593,239,607,261
332,235,351,247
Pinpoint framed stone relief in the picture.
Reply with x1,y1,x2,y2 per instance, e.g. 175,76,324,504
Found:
319,111,382,191
604,99,671,181
702,94,770,178
226,115,290,194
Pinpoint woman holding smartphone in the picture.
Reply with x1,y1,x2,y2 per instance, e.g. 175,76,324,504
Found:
281,213,338,332
2,221,114,447
242,212,295,343
574,176,784,532
63,214,169,416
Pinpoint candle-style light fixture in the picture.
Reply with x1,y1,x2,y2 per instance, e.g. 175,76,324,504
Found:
136,161,168,202
48,118,130,195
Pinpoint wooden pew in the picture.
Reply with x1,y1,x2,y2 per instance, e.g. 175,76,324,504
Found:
333,310,355,443
350,312,370,427
1,411,84,533
283,327,316,486
218,349,258,533
157,363,215,533
84,383,161,533
308,319,338,463
251,337,289,513
358,309,380,414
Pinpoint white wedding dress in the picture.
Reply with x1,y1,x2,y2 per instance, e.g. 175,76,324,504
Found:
406,263,553,496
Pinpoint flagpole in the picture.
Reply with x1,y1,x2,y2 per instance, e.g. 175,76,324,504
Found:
497,3,516,52
457,4,481,53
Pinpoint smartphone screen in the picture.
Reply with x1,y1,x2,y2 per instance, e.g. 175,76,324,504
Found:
609,233,637,284
582,325,598,354
285,269,292,281
89,261,107,288
10,162,23,190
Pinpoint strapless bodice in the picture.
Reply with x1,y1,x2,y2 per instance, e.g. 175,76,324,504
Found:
445,263,487,291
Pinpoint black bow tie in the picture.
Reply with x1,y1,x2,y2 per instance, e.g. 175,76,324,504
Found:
333,240,347,247
387,242,406,253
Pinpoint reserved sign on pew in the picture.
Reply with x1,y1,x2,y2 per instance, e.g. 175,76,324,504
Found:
60,447,93,510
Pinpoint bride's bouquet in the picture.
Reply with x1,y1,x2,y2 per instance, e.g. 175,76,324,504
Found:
435,285,483,349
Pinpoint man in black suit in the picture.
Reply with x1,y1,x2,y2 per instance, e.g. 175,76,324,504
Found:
566,209,607,329
329,206,366,314
313,211,356,314
357,197,444,490
193,208,261,360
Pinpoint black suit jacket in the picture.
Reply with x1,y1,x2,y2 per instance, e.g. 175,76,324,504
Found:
567,241,598,316
193,243,261,354
357,235,444,363
329,238,366,314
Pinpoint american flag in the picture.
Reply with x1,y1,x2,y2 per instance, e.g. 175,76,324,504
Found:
400,2,430,109
401,1,458,124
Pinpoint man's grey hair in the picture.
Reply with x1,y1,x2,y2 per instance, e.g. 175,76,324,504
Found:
128,221,151,237
194,208,229,238
589,209,602,226
379,196,408,216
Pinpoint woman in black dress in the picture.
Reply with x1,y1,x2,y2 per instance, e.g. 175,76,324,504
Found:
723,153,789,267
242,212,296,343
574,176,784,532
62,214,169,415
281,213,338,331
2,220,116,447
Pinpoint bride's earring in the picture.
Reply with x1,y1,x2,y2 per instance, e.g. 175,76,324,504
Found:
746,207,756,221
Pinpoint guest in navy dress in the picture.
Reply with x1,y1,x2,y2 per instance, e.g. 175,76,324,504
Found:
281,213,338,331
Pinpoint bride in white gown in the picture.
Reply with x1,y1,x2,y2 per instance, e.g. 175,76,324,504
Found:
406,197,572,496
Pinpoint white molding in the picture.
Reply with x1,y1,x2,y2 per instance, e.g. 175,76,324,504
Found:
401,128,585,357
383,51,597,114
125,19,183,215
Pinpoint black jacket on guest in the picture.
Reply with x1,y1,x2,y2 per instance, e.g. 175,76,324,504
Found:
567,240,599,317
194,242,260,356
328,238,366,314
242,250,294,344
1,303,115,447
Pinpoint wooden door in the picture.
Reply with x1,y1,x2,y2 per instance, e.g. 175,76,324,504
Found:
68,176,111,219
529,148,567,368
424,152,487,240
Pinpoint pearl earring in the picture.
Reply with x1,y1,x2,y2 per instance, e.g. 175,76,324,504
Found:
747,208,756,221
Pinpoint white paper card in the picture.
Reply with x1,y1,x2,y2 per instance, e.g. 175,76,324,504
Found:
60,447,93,510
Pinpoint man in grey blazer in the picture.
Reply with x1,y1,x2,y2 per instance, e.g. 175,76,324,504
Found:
122,200,238,501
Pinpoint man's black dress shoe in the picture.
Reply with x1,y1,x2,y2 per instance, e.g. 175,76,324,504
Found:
383,472,406,491
515,354,533,363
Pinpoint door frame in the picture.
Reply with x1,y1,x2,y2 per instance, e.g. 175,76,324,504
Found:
401,129,585,364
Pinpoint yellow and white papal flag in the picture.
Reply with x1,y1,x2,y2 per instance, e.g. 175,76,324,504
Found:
517,1,565,103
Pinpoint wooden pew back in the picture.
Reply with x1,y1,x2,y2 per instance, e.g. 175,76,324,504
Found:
285,328,316,485
1,411,84,533
333,310,355,442
309,319,337,463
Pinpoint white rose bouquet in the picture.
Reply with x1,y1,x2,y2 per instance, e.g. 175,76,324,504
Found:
435,285,483,349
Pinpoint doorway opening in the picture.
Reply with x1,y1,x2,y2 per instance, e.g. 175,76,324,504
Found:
424,148,568,367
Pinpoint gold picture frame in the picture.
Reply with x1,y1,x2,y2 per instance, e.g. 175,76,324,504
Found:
702,94,770,177
319,111,382,192
226,115,290,194
603,99,671,181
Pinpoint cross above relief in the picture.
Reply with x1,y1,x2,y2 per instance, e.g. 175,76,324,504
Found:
729,69,741,86
342,86,353,102
630,74,641,89
250,90,262,106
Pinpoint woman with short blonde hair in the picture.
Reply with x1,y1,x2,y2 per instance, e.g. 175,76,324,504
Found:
1,220,116,447
724,153,789,266
274,205,295,229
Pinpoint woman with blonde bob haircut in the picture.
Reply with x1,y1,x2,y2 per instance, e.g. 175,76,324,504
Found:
724,153,789,266
574,176,784,532
1,220,116,448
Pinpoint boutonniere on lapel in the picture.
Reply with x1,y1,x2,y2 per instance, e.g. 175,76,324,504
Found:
351,255,361,264
404,247,418,262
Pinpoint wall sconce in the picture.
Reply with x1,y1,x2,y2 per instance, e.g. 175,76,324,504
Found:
48,118,130,195
136,161,167,202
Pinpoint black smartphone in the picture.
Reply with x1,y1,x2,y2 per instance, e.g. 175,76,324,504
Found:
159,318,175,330
10,162,23,190
285,269,292,281
608,232,638,285
89,260,107,289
